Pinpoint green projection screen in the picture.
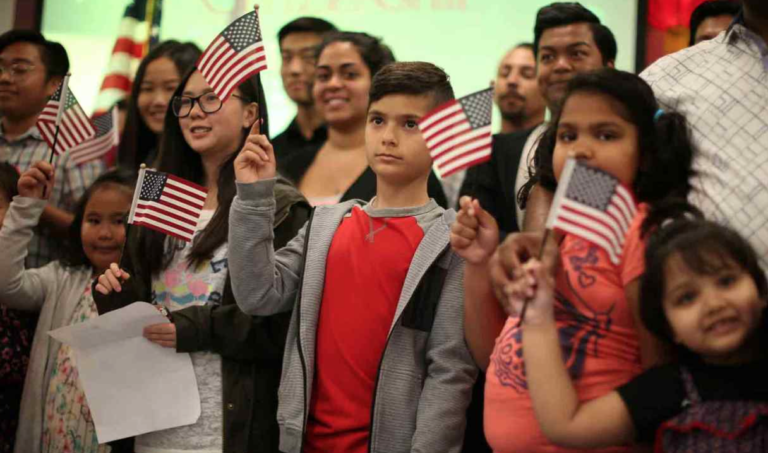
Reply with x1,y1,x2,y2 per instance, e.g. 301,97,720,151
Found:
42,0,638,135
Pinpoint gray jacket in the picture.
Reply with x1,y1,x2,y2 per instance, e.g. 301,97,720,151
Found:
0,197,95,453
229,179,477,453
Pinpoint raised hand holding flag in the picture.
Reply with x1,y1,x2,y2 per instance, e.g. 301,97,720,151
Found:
197,5,267,103
517,157,639,325
418,87,494,178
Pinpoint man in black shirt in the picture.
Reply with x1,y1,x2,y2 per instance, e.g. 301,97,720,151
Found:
272,17,336,162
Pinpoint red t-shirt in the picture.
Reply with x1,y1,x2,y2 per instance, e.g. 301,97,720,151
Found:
304,206,425,453
484,204,650,453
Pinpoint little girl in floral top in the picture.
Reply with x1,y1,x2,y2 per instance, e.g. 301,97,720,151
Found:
0,165,133,453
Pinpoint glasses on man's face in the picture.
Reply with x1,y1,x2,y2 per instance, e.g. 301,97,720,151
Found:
0,63,36,81
171,92,247,118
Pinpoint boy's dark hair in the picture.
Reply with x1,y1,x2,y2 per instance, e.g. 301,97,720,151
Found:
278,17,337,47
519,69,695,211
689,0,740,46
0,29,69,79
60,169,135,268
533,2,617,65
138,67,269,274
0,163,20,201
369,62,454,109
316,32,395,78
118,40,202,171
639,202,768,355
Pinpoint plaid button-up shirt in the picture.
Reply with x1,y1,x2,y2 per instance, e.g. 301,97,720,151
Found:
0,124,105,268
641,16,768,268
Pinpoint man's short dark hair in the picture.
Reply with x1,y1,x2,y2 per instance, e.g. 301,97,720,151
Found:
278,17,338,47
0,29,69,79
689,0,740,46
533,2,617,65
369,62,454,110
515,42,535,52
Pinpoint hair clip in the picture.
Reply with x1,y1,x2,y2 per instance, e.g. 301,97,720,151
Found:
654,108,665,123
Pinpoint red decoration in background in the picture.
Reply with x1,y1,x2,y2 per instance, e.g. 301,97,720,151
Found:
647,0,711,31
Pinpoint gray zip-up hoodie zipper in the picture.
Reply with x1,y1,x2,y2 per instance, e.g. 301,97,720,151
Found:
228,179,477,453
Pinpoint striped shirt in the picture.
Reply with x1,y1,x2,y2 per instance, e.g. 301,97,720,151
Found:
0,124,105,267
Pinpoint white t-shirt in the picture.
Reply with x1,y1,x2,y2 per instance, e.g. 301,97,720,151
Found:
514,123,548,230
135,210,227,453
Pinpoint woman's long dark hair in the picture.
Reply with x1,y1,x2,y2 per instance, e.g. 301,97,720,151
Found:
60,169,135,268
118,40,201,172
135,68,269,275
518,69,696,213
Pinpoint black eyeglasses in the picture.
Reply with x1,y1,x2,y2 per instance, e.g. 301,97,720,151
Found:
171,92,248,118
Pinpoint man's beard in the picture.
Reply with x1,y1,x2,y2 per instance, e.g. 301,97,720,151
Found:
500,107,526,124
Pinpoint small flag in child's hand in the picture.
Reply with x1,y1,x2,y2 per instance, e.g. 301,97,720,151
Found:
197,8,267,103
69,106,120,165
545,158,638,265
418,87,493,178
36,75,95,155
128,168,208,242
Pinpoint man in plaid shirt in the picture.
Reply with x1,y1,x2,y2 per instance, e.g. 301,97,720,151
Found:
0,30,104,268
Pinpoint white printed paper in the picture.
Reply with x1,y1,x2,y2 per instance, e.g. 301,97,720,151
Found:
49,302,201,443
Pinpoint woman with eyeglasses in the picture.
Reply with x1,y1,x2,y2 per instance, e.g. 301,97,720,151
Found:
92,67,310,453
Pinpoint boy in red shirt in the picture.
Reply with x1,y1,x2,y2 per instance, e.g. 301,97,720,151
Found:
229,61,477,453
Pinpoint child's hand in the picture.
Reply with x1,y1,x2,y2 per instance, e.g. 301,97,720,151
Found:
450,196,499,265
95,263,131,295
234,120,275,184
143,322,176,348
18,161,54,200
504,259,556,325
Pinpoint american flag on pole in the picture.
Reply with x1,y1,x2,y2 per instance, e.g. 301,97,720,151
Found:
545,158,638,265
197,8,267,103
36,75,96,156
418,87,493,178
69,106,120,165
94,0,162,114
128,168,208,242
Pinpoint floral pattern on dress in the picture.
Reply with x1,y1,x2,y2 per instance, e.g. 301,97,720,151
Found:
42,285,110,453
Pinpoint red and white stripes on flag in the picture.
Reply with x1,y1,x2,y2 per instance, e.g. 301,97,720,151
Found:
197,8,267,103
94,0,162,113
545,158,638,265
36,75,96,156
128,168,208,242
418,87,494,178
69,106,120,165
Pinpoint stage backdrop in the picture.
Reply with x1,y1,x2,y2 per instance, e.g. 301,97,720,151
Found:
42,0,638,136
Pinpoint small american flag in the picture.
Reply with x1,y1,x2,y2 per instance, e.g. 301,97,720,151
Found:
128,168,208,242
418,87,493,178
69,106,120,165
36,75,96,155
545,158,638,265
197,9,267,103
